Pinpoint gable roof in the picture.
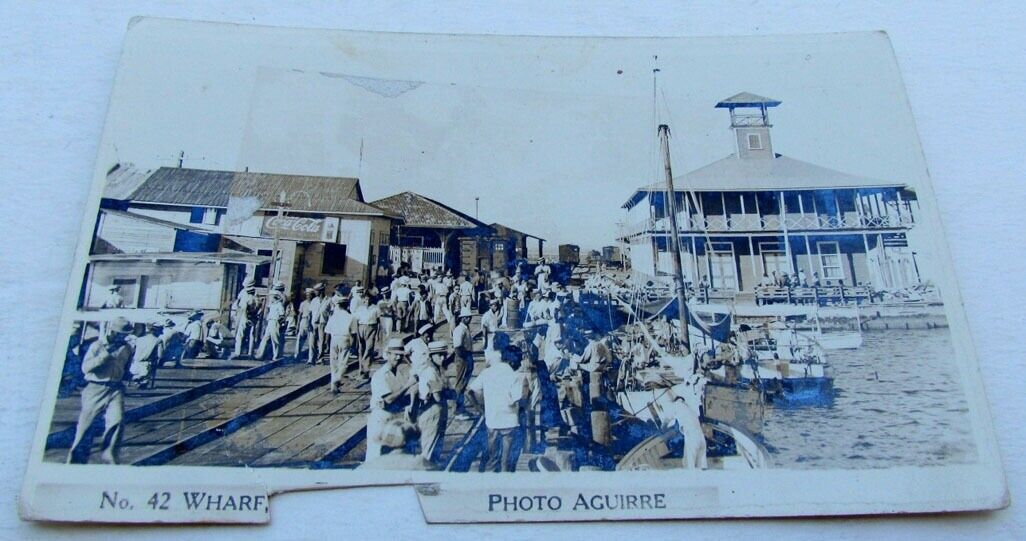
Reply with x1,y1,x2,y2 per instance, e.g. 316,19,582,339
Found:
103,163,155,200
370,191,485,229
229,172,391,216
127,167,392,217
623,154,904,209
715,92,781,108
129,167,235,207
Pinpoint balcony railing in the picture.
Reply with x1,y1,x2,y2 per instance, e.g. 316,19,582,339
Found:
619,213,914,238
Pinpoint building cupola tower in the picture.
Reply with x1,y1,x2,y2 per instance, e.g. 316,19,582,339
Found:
715,92,781,160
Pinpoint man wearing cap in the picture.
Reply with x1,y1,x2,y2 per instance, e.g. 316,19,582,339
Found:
232,278,260,359
390,276,413,333
405,324,433,377
203,316,230,359
356,289,381,379
256,282,287,361
411,340,450,463
294,288,315,359
67,317,135,464
366,338,414,461
325,289,359,393
307,283,326,364
535,257,552,292
457,274,474,311
102,284,124,309
181,310,205,360
129,322,163,388
480,299,502,351
450,307,475,417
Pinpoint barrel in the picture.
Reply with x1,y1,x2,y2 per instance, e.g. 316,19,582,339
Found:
505,299,522,329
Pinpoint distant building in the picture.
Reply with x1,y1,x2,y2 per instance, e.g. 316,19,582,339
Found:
619,92,921,294
369,191,543,277
558,244,581,265
601,245,622,267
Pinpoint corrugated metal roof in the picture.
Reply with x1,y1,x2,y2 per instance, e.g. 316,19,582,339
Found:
715,92,781,108
103,163,155,200
127,167,393,217
371,191,484,229
229,172,391,216
129,167,234,207
622,154,903,209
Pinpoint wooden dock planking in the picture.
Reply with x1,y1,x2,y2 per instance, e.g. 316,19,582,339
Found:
47,359,264,433
44,363,326,464
167,382,363,466
249,382,372,467
132,368,329,466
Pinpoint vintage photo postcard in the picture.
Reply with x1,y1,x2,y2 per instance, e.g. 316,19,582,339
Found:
19,18,1008,524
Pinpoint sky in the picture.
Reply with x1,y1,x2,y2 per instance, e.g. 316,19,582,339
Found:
96,20,931,252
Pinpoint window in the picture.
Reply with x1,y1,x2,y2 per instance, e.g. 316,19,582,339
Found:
707,242,738,290
747,133,763,150
817,241,843,280
189,207,204,224
110,277,138,308
321,243,347,275
202,208,218,225
494,242,505,251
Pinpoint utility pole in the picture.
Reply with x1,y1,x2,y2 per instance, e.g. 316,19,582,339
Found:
475,196,480,220
659,124,691,352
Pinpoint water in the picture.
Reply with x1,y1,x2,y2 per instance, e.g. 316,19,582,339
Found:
761,328,978,469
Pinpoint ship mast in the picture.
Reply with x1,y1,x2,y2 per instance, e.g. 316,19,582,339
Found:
658,123,691,352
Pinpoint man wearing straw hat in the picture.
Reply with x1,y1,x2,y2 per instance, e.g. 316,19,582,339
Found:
256,281,287,361
67,317,135,464
412,340,450,463
294,287,315,358
324,287,358,393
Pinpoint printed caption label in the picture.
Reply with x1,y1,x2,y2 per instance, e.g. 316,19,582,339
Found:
28,483,270,524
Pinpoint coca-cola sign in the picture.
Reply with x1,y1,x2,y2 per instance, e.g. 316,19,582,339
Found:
261,215,339,242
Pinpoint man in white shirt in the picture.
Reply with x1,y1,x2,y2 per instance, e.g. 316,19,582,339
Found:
294,288,314,359
67,317,135,464
390,276,413,333
306,283,325,364
458,275,474,310
404,324,433,377
450,307,475,417
129,322,163,388
413,340,449,463
325,294,358,393
257,284,287,361
366,338,413,461
182,310,205,360
468,349,527,472
356,291,381,379
479,299,502,351
232,278,260,359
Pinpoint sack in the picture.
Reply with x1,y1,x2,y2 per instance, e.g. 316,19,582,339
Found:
377,418,408,449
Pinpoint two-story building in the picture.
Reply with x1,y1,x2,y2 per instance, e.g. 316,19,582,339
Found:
84,166,395,313
619,93,921,298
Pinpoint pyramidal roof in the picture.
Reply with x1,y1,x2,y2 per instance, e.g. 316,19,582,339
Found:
370,191,485,229
715,92,781,108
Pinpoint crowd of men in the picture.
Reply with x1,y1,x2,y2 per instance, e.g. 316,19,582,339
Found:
66,257,713,471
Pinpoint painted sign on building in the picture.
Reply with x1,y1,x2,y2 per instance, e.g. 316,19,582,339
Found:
260,215,340,243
